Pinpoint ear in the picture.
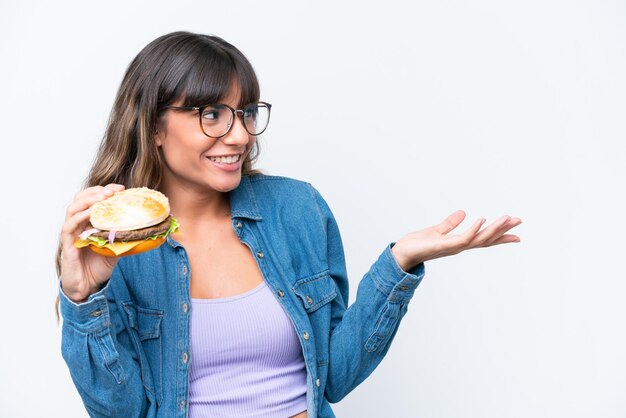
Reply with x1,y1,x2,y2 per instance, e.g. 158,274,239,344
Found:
154,130,163,147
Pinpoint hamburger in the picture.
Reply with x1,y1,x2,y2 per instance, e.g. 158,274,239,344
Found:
74,187,180,257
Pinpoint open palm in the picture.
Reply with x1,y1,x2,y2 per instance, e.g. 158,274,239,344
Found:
391,210,522,271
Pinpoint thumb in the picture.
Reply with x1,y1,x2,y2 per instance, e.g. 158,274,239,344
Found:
434,210,466,235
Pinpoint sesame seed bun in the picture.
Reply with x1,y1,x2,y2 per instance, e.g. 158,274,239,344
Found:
90,187,170,231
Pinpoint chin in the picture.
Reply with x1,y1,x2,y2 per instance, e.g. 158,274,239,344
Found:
210,176,243,193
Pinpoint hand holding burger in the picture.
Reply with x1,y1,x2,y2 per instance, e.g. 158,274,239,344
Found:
60,184,179,303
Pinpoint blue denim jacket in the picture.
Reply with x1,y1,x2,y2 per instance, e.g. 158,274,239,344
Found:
60,174,425,417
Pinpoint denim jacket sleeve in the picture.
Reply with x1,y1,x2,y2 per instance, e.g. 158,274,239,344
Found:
310,185,426,403
59,268,150,417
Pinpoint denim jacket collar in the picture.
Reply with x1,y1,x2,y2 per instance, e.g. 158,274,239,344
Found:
228,176,263,222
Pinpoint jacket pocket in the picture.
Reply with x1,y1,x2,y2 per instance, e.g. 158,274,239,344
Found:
123,303,164,404
293,272,337,313
293,273,338,367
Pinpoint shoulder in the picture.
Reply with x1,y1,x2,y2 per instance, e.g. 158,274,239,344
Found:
242,173,329,221
246,173,313,192
244,174,320,203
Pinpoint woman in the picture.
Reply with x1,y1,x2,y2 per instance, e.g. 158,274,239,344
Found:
58,31,521,418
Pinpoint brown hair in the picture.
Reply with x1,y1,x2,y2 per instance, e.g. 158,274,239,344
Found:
56,32,264,315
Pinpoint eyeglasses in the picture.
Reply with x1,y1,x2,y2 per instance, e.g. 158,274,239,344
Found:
160,101,272,138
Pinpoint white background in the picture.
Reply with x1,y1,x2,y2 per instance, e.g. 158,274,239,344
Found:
1,0,625,417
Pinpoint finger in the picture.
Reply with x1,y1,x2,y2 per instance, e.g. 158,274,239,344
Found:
61,207,92,247
65,186,121,221
469,215,511,247
487,234,521,246
439,217,484,254
65,187,104,218
65,194,103,221
434,210,466,235
483,217,523,246
71,183,124,203
104,183,125,192
461,217,486,243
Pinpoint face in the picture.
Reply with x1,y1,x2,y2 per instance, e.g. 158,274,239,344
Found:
155,83,255,196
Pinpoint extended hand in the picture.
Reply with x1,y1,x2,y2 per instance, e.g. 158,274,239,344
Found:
391,210,522,271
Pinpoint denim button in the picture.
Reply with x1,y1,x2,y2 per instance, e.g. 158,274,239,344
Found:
183,303,189,313
256,250,264,259
316,378,321,387
303,331,310,340
236,221,242,228
398,285,409,291
180,400,185,409
305,295,313,305
90,309,102,317
182,352,188,364
182,265,188,275
277,290,285,297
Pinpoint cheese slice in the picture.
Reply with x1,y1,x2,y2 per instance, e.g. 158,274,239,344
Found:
73,239,145,256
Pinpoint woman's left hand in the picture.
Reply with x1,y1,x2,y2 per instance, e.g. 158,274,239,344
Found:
391,210,522,271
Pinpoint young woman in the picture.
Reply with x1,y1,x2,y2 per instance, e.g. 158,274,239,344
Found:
58,31,521,418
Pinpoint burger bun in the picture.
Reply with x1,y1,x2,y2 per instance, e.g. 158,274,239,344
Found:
90,187,170,231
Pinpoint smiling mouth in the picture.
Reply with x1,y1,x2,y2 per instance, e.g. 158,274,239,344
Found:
207,154,241,164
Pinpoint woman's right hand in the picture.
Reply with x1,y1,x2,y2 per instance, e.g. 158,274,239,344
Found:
60,184,126,303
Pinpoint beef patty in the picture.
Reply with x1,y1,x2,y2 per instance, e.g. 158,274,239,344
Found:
90,215,173,241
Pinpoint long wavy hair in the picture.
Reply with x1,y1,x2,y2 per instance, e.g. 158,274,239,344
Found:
55,32,264,314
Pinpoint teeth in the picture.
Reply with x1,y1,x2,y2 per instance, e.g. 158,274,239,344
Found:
209,154,240,164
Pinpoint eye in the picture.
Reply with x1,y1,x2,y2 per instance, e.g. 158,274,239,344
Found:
201,109,220,121
244,105,259,119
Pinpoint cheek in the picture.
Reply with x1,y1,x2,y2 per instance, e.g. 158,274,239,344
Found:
246,136,257,152
158,140,195,168
159,133,207,156
159,140,178,159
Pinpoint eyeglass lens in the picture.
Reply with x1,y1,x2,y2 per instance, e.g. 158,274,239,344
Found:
200,103,270,137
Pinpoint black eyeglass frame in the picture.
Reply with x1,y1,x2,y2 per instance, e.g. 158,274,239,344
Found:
159,101,272,138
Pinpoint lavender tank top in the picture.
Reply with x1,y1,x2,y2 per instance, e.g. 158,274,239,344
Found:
189,281,307,418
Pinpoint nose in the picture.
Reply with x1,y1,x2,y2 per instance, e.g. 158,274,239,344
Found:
220,113,250,145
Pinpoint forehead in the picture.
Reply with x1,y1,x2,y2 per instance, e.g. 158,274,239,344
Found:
220,80,242,107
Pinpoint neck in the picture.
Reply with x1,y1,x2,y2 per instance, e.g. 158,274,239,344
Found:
159,183,232,227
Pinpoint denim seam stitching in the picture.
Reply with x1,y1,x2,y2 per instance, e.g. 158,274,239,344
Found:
364,304,390,353
94,332,125,384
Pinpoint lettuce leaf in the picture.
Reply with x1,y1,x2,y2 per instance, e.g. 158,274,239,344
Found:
86,235,108,247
